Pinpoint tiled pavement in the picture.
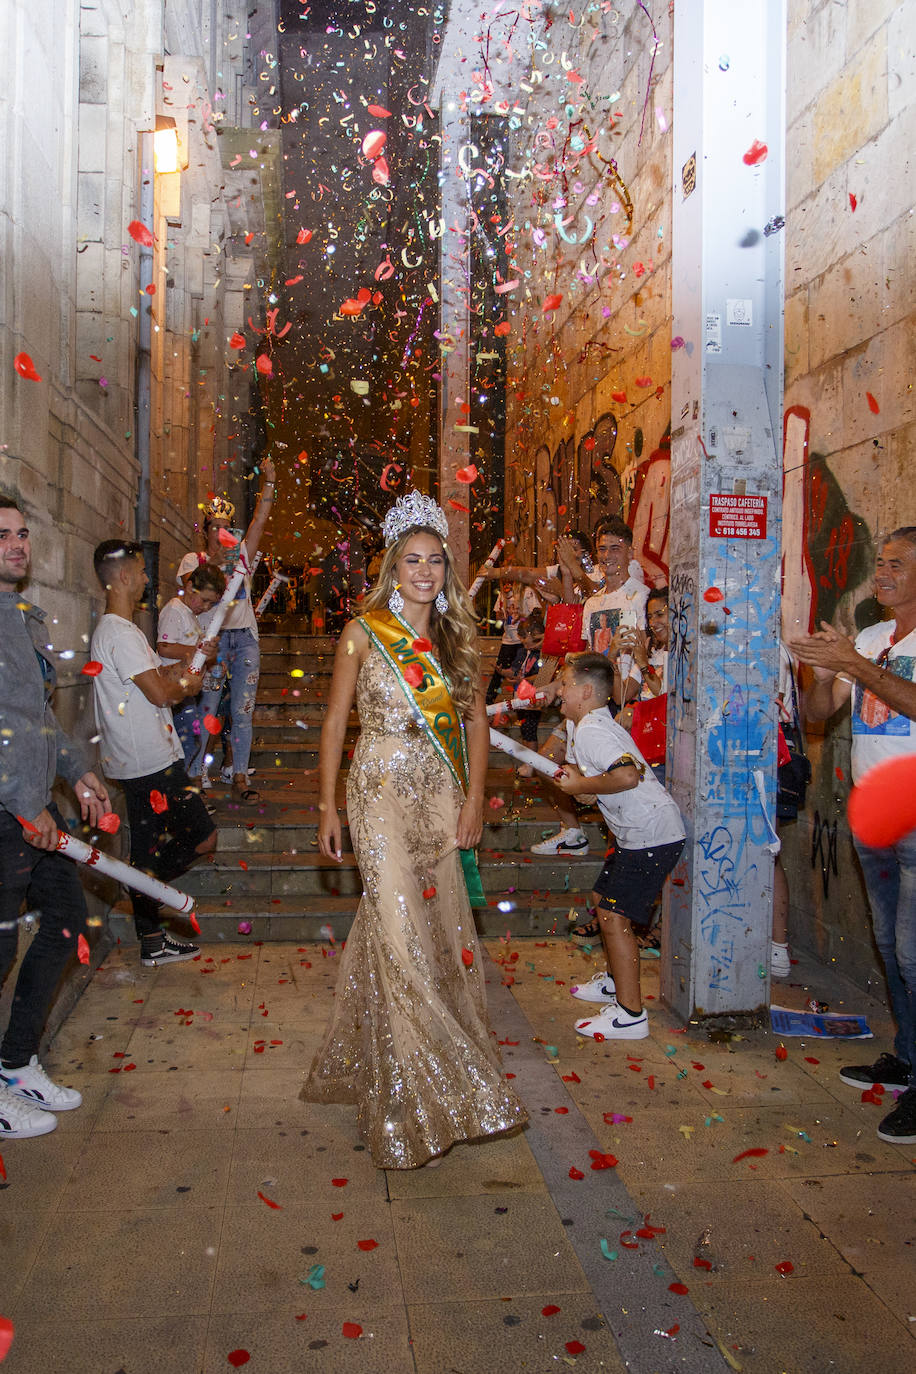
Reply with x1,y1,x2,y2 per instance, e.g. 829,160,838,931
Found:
1,936,914,1374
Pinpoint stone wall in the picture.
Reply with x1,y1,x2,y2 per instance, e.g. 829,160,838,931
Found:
497,0,913,986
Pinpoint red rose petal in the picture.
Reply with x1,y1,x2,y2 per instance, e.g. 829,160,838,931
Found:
0,1155,6,1182
456,464,478,484
775,1260,794,1276
77,934,90,965
565,1340,586,1355
226,1353,250,1369
866,391,880,414
732,1148,768,1163
229,332,246,349
255,354,273,377
423,886,437,900
331,1178,348,1187
296,228,313,244
461,947,474,966
0,1318,13,1362
568,1166,585,1180
541,1305,560,1317
257,1190,282,1209
669,1282,689,1295
357,1239,379,1251
403,663,424,688
342,1322,362,1339
203,714,223,734
189,912,201,935
81,660,104,677
96,811,120,833
742,139,768,166
849,192,857,212
703,586,724,603
127,220,155,247
543,293,563,312
411,637,432,653
611,390,628,404
775,1044,788,1061
149,790,168,815
217,527,239,548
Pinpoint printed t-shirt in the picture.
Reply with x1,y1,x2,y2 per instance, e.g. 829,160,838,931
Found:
582,577,650,654
90,614,183,780
849,621,916,783
566,707,685,850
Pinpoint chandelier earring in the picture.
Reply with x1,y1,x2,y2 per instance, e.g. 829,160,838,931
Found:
388,585,405,615
435,589,448,615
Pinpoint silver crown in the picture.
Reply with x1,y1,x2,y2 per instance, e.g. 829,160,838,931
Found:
382,490,450,546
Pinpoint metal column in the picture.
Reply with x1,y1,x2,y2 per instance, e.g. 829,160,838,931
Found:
663,0,787,1019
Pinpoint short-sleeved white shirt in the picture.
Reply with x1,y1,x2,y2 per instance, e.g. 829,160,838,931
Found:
566,707,685,850
90,615,183,780
179,547,258,636
582,578,650,654
157,597,202,652
850,621,916,783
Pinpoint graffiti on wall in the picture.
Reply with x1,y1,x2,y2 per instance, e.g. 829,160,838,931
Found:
626,433,671,585
781,405,873,637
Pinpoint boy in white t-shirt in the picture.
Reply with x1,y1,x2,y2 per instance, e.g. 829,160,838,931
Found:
520,652,684,1041
91,540,217,968
157,563,225,767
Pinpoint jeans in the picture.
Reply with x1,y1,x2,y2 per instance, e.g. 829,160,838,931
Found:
0,804,89,1064
121,763,215,939
191,628,260,777
853,827,916,1084
173,697,203,768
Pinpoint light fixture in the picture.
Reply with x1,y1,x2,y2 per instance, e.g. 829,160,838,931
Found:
154,116,179,174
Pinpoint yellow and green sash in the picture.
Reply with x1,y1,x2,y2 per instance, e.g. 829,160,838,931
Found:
359,609,484,905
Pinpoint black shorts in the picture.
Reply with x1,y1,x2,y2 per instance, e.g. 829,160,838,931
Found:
592,838,685,926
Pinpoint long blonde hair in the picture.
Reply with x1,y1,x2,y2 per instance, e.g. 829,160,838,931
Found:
362,527,481,714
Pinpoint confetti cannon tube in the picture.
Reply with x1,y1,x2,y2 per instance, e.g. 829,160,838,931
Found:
486,693,547,715
187,547,253,674
489,726,563,779
468,538,506,598
255,569,289,619
48,829,195,913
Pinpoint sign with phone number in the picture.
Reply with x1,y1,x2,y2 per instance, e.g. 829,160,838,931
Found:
709,494,767,539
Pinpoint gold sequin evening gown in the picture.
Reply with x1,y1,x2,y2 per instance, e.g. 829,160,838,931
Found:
302,647,528,1168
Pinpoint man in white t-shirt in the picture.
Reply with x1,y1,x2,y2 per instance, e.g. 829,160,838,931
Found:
581,517,650,654
157,563,224,767
91,540,216,968
518,653,684,1041
792,526,916,1145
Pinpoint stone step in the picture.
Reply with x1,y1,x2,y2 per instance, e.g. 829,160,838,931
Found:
180,847,604,898
108,890,594,945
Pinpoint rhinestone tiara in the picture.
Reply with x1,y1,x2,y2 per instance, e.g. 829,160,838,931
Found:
382,490,450,546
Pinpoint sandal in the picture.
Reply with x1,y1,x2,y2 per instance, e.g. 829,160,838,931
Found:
571,918,600,941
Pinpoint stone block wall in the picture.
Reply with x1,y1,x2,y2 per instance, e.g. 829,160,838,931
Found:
496,0,913,988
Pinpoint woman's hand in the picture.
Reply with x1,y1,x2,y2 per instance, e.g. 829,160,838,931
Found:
318,804,342,861
456,795,484,850
261,456,276,488
619,625,650,669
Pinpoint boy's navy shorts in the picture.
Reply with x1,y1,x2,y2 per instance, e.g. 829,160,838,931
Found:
592,838,684,926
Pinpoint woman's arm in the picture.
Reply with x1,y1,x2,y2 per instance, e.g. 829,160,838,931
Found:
457,688,488,849
317,620,367,860
241,456,276,563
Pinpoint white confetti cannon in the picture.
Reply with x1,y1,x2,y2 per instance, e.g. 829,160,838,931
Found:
188,544,254,674
255,566,289,618
468,537,506,598
486,693,547,715
42,828,196,913
489,726,563,780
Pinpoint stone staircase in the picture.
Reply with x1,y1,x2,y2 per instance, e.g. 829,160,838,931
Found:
109,629,607,943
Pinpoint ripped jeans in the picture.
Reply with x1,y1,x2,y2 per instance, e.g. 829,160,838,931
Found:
192,627,260,778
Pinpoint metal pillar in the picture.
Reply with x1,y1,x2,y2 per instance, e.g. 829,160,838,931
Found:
663,0,787,1019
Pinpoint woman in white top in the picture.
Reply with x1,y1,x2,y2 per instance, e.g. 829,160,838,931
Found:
177,458,275,800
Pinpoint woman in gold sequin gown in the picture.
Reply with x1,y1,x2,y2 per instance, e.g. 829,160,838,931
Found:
302,515,527,1168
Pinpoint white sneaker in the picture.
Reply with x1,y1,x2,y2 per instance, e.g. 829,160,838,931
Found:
575,1002,649,1040
0,1083,58,1138
530,827,589,856
0,1056,82,1111
770,941,791,978
570,971,617,1003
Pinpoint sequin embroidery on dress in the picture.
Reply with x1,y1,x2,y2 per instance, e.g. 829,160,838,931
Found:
301,646,527,1167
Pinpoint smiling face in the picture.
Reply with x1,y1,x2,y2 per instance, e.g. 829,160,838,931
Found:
556,665,593,723
595,532,631,589
0,505,30,588
395,531,446,610
647,596,669,647
875,538,916,616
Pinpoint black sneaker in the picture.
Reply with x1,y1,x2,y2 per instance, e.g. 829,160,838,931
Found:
140,933,200,967
876,1086,916,1145
838,1052,911,1092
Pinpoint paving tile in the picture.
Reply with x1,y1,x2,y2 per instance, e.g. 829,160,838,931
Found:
385,1126,545,1200
93,1069,244,1131
580,1098,910,1185
0,1212,60,1310
781,1172,916,1319
203,1307,413,1373
691,1273,914,1372
235,1066,317,1130
226,1124,387,1206
627,1178,850,1282
211,1199,399,1315
408,1294,628,1373
14,1207,221,1320
243,1022,324,1067
57,1127,234,1211
122,1021,250,1072
1,1313,208,1374
390,1193,592,1304
0,1128,87,1212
